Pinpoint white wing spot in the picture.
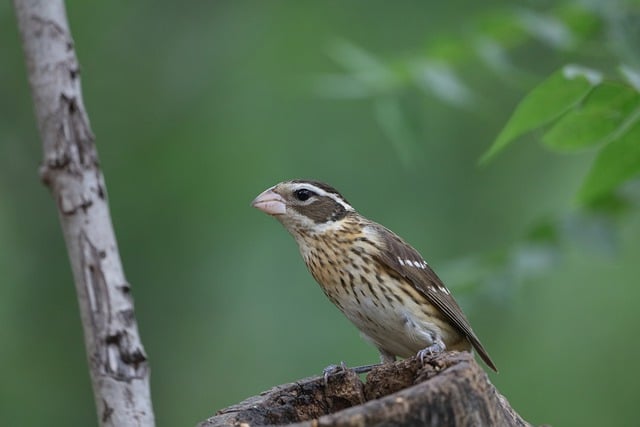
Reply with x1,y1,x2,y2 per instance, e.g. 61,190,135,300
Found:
398,258,429,269
410,260,428,269
398,257,429,270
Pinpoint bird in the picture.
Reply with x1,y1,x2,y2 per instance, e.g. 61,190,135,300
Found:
251,179,497,372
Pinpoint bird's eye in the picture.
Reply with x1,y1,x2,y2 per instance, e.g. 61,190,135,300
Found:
294,188,314,201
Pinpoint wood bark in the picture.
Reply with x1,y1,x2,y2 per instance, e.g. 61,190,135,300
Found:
200,352,531,427
13,1,155,426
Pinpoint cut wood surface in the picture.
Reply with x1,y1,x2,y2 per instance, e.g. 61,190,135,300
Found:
199,351,531,427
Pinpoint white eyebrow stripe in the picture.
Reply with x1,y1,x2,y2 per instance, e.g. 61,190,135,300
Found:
292,183,354,211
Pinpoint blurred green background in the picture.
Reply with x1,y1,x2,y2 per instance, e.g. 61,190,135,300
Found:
2,1,639,426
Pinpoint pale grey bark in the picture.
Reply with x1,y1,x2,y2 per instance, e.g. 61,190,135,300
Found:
13,1,155,425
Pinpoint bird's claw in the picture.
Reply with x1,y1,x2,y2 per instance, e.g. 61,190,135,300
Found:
417,341,446,364
323,361,348,386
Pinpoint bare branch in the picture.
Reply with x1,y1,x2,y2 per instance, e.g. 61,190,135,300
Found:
13,1,155,425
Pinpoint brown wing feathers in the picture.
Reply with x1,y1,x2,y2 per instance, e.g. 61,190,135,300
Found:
374,225,498,372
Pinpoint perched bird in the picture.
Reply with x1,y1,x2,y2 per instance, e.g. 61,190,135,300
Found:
251,179,497,372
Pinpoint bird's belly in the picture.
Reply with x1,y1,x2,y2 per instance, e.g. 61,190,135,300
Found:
302,242,467,358
329,282,460,358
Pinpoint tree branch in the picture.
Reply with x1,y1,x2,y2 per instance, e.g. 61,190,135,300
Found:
200,352,532,427
13,1,155,425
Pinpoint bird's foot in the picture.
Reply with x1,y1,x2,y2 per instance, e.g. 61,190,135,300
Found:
417,340,446,364
323,361,348,386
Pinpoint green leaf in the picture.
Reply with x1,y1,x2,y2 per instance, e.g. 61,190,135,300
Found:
542,82,640,152
579,118,640,203
481,65,601,163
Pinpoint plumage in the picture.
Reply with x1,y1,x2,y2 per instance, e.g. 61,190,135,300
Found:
372,224,497,371
252,179,497,372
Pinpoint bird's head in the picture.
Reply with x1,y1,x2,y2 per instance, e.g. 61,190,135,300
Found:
251,180,355,235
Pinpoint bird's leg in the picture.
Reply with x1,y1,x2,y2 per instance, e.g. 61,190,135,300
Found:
417,337,446,364
347,347,395,374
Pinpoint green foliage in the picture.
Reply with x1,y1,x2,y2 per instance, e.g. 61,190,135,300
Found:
483,65,640,204
319,0,640,174
542,81,639,151
580,119,640,201
467,0,640,206
481,66,601,162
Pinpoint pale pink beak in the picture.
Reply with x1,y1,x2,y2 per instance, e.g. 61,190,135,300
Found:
251,187,287,215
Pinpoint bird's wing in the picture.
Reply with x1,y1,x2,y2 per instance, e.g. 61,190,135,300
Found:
371,224,497,372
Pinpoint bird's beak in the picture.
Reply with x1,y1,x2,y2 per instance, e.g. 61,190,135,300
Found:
251,187,287,215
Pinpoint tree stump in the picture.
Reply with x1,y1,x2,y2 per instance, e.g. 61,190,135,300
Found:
199,352,531,427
